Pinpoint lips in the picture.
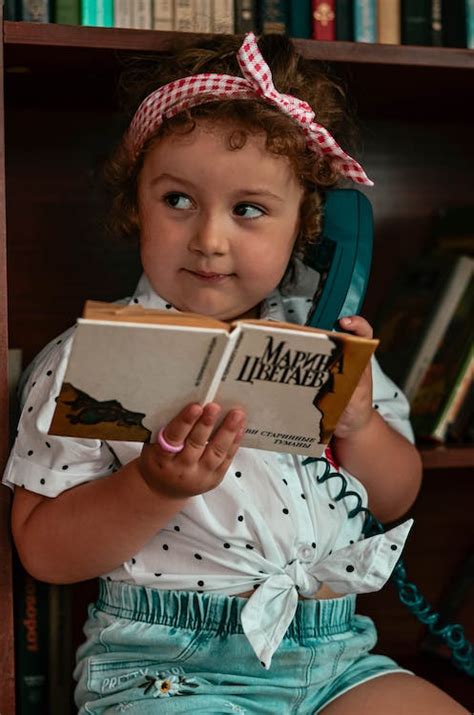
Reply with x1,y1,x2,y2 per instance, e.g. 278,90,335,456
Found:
185,269,232,281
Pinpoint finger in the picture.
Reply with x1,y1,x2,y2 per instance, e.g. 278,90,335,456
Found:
338,315,373,339
213,425,247,480
158,402,204,452
201,409,246,467
182,402,222,455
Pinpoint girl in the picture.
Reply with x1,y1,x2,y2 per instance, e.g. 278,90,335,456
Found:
3,32,468,714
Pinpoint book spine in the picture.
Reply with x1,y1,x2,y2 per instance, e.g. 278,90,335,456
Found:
377,0,400,44
81,0,96,25
353,0,377,42
5,0,21,20
430,0,443,45
132,0,153,28
403,256,474,399
21,0,50,21
194,0,212,32
288,0,312,38
335,0,354,40
113,0,132,27
235,0,258,33
259,0,289,33
153,0,174,30
14,567,49,715
212,0,235,32
312,0,336,40
175,0,193,31
442,0,467,46
55,0,81,24
96,0,113,26
48,585,73,715
401,0,431,45
468,0,474,48
432,346,473,442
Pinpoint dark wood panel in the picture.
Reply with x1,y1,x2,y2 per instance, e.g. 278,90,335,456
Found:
0,15,16,714
359,468,474,709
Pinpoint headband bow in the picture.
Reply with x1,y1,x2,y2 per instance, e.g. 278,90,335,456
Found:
127,32,373,186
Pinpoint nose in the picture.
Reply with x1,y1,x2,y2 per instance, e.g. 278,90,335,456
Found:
188,213,228,256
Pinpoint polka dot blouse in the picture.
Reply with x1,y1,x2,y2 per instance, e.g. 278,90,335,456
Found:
3,260,415,667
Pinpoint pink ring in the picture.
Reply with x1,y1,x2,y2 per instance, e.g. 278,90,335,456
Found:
157,427,185,454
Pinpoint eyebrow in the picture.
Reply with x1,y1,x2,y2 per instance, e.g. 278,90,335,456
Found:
149,173,284,202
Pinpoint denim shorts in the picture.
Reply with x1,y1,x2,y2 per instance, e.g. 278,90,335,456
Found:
74,579,410,714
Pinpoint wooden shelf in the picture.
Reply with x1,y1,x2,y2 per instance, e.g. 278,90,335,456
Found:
3,21,474,70
420,445,474,470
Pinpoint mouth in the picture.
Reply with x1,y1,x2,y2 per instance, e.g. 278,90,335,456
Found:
185,269,233,283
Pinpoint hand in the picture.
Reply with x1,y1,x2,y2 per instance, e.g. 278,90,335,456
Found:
137,402,246,499
333,315,374,440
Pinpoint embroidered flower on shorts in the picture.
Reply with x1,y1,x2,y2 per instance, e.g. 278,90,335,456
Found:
139,673,199,698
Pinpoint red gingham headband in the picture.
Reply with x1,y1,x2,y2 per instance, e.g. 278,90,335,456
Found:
127,32,373,186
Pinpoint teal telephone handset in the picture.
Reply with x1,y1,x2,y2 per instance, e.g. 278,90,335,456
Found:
305,190,474,677
305,188,373,331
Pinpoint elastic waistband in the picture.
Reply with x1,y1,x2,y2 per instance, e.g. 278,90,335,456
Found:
97,580,356,640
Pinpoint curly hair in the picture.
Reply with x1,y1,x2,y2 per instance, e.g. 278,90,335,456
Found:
103,33,360,271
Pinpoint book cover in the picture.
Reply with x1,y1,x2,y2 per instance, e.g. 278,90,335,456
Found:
353,0,377,42
377,0,400,44
289,0,312,38
153,0,174,30
48,302,378,457
375,254,474,400
55,0,81,24
335,0,354,40
21,0,50,21
401,0,432,45
14,560,49,715
259,0,289,33
312,0,336,40
410,276,474,441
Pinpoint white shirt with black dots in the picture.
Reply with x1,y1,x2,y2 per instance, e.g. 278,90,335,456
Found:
3,261,414,667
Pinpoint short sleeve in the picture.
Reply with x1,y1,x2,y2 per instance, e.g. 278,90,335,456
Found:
371,355,414,443
2,328,118,497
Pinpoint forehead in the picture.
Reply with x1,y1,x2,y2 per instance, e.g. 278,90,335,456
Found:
142,120,300,186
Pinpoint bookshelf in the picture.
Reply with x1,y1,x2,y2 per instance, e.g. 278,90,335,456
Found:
0,22,473,714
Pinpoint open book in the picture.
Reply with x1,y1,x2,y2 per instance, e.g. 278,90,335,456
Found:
48,301,378,457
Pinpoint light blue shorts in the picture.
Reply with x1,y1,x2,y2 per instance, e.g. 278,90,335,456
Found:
74,580,410,714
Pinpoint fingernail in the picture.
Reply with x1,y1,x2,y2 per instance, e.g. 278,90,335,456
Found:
230,411,244,428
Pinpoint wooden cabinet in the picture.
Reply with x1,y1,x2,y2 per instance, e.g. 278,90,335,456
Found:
1,22,473,714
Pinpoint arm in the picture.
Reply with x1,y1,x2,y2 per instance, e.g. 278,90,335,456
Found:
332,316,423,523
12,403,245,584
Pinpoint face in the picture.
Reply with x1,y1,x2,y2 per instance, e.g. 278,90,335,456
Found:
137,122,304,321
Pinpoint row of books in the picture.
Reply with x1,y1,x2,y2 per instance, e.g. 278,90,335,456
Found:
375,206,474,446
6,2,474,49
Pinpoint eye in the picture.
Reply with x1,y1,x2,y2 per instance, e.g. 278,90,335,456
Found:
233,203,265,219
164,192,194,210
